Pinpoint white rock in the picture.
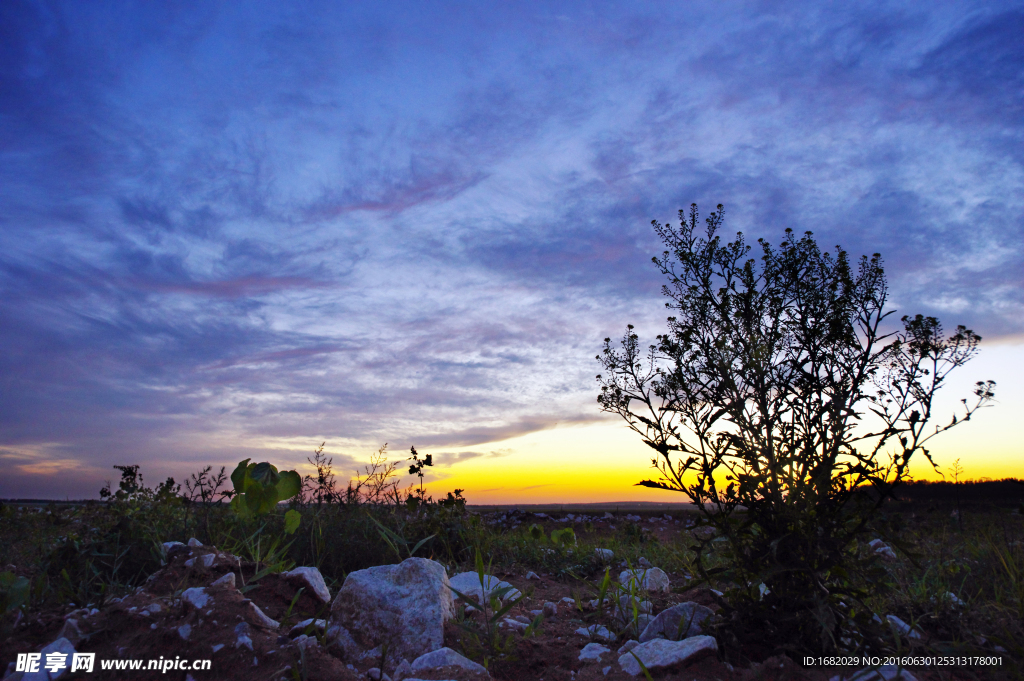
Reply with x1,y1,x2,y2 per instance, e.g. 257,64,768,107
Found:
604,512,615,520
617,640,639,656
245,601,280,629
886,615,922,640
329,557,455,664
210,572,236,589
18,637,77,681
594,548,614,561
211,644,225,653
392,658,413,681
579,642,610,662
181,588,211,610
56,619,82,646
235,634,253,651
411,647,487,676
184,558,195,568
162,541,184,553
525,571,539,580
187,538,203,547
502,617,528,631
868,539,898,560
199,553,215,568
289,618,327,637
618,636,718,676
618,567,671,593
449,571,521,602
575,625,615,642
283,566,332,603
177,624,192,640
142,603,162,614
560,597,576,606
366,668,392,681
543,601,558,617
638,557,652,569
639,602,714,642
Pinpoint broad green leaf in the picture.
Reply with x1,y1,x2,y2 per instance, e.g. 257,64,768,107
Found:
284,509,301,535
275,470,301,502
230,459,251,493
251,462,280,486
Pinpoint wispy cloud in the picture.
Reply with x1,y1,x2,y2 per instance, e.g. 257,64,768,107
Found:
1,1,1020,498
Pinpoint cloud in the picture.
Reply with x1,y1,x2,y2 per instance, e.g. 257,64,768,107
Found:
0,1,1021,498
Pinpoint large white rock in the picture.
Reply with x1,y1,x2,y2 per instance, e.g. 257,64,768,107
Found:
329,557,455,664
448,572,521,602
618,567,670,593
411,647,487,676
16,637,77,681
283,566,332,603
594,548,614,561
639,602,714,642
618,636,718,676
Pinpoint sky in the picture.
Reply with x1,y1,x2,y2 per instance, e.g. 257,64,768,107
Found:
1,1,1022,503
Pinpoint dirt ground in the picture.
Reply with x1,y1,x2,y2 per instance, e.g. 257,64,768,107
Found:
2,513,990,681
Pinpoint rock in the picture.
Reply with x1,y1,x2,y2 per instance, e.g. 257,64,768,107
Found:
177,624,192,640
187,538,203,547
366,668,392,681
199,553,215,568
392,659,413,681
289,618,327,637
618,636,718,676
579,643,610,662
141,603,162,615
615,595,652,616
162,541,184,553
617,640,639,656
575,625,615,642
560,597,576,606
283,566,332,603
246,602,280,629
502,617,528,631
325,624,363,661
618,568,670,593
639,602,714,642
604,512,615,520
525,571,539,580
211,644,225,653
210,572,236,589
449,572,521,602
181,587,211,610
411,647,487,676
594,548,614,561
869,539,898,560
542,601,558,617
14,637,78,681
637,557,652,569
329,557,455,665
886,615,922,640
830,664,919,681
56,619,82,646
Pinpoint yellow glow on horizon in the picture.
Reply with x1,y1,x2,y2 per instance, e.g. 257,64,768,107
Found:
410,342,1022,504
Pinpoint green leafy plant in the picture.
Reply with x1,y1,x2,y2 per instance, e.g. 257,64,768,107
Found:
596,203,995,656
450,548,531,668
227,459,302,533
0,571,30,636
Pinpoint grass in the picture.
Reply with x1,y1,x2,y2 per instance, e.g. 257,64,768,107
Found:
1,469,1022,678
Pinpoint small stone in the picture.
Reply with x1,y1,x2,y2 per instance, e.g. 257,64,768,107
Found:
236,634,254,651
289,618,327,637
247,602,280,629
575,624,615,642
182,587,212,610
212,644,225,653
543,601,558,617
211,572,236,588
178,624,192,640
886,615,922,640
579,642,610,662
187,538,203,547
594,548,614,561
618,636,718,676
282,566,332,603
618,567,670,593
411,647,487,676
639,602,714,642
162,541,184,552
525,571,539,580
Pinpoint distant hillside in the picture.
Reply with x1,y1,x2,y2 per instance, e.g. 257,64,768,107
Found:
893,478,1024,506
